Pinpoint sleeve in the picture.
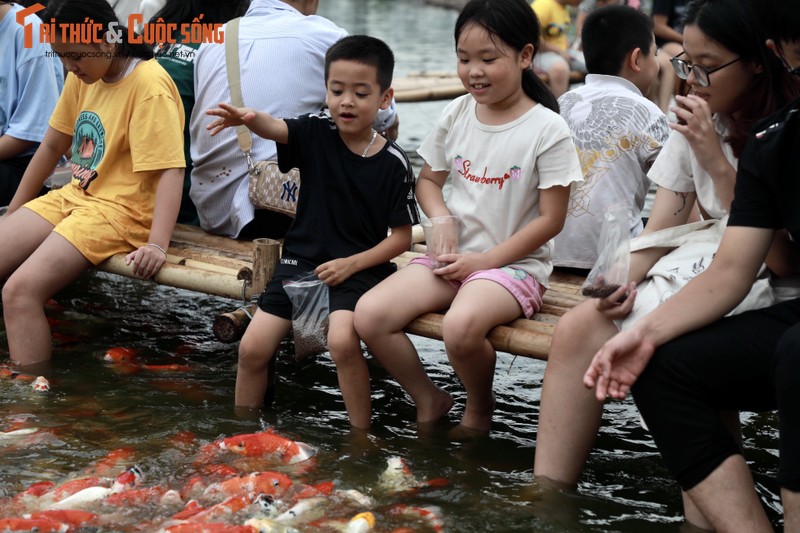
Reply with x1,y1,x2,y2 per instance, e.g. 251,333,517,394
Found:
728,137,781,229
417,96,462,172
386,148,420,228
646,129,695,193
639,115,671,168
129,75,186,172
48,74,80,136
5,54,62,143
651,0,671,16
276,115,311,173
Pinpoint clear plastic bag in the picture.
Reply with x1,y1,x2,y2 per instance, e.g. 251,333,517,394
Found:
283,272,329,363
581,204,630,299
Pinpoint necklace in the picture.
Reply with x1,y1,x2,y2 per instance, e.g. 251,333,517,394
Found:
105,56,132,83
361,130,377,157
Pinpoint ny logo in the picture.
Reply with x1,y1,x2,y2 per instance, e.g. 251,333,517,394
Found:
282,181,298,203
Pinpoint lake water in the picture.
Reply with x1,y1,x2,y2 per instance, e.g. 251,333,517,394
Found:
0,0,784,531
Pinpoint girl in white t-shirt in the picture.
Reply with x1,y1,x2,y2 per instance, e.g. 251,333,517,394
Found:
355,0,582,434
534,0,800,527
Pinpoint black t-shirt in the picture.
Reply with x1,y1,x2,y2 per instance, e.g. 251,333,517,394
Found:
277,113,419,267
729,98,800,243
652,0,689,47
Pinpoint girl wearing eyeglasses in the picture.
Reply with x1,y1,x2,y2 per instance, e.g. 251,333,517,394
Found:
534,0,800,529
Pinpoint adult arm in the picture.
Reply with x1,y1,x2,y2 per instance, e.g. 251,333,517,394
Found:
652,14,683,44
0,135,37,161
584,225,775,400
4,127,71,215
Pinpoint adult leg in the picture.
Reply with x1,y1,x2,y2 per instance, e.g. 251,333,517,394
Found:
235,309,291,407
534,300,618,484
327,310,371,429
354,265,456,423
632,303,799,532
3,226,92,366
442,279,522,432
774,322,800,531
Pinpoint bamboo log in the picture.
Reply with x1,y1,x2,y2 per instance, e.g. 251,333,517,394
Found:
251,238,280,295
99,255,245,300
170,225,256,255
213,303,258,343
166,243,252,267
405,313,552,360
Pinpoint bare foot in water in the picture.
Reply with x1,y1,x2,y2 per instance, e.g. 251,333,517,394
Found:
452,392,495,437
416,388,454,424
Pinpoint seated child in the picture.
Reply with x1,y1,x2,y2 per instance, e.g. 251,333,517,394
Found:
531,0,587,98
206,35,418,430
554,5,669,273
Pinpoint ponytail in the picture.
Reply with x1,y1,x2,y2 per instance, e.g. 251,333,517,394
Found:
523,66,559,113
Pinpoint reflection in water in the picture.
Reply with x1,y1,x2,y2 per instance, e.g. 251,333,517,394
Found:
0,0,784,531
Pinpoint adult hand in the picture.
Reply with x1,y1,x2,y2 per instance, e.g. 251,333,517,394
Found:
594,281,637,320
583,327,656,401
315,257,356,287
670,95,727,174
125,244,167,279
206,103,256,136
432,252,488,281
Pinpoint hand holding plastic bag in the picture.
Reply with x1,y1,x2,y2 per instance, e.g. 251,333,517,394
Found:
582,204,630,299
283,272,329,363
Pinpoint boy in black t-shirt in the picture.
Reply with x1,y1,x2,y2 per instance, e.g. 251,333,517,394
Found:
207,35,418,429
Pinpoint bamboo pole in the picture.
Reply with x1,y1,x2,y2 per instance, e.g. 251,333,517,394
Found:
251,238,280,296
213,304,258,343
99,255,245,300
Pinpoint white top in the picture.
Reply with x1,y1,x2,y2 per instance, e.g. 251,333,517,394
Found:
189,0,348,237
554,74,669,268
648,115,735,220
418,94,583,285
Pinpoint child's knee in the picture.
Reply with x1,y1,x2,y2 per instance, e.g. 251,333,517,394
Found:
353,299,385,340
1,275,35,310
328,329,362,365
238,337,273,371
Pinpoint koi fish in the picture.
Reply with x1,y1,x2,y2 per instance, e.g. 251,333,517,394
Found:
346,512,376,533
377,457,448,494
243,517,301,533
31,376,51,392
89,447,136,476
388,504,445,532
274,496,327,524
203,471,293,500
0,518,68,533
215,429,315,464
161,522,258,533
24,510,98,529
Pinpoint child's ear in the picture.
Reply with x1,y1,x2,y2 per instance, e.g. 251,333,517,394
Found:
520,43,534,69
628,47,643,73
379,87,394,110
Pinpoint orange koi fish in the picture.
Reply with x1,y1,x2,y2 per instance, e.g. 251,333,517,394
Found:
24,510,98,529
216,429,315,464
203,471,293,500
89,447,136,476
0,518,68,533
163,522,257,533
103,347,138,364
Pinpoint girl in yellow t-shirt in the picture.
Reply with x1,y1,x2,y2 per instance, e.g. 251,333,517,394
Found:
0,0,185,367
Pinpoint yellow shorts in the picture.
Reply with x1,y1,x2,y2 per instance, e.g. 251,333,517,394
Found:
24,187,148,265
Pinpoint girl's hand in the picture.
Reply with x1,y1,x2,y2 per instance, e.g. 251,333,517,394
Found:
594,281,637,320
206,103,256,136
669,95,726,174
125,244,167,279
432,252,487,281
315,257,356,287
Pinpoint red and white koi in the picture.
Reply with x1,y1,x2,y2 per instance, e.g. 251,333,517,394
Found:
206,429,315,465
377,457,448,494
388,504,446,532
0,518,68,532
31,376,51,392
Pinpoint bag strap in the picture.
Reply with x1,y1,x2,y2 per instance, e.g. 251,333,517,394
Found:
224,17,256,170
630,216,727,252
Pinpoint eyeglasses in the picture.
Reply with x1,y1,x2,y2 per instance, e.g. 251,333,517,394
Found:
775,43,800,77
670,51,742,87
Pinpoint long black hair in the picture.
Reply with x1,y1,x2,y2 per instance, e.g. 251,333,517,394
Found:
683,0,800,156
150,0,250,41
49,0,153,60
455,0,559,113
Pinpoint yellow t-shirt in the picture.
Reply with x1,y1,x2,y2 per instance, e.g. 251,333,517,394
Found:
531,0,571,51
49,59,185,244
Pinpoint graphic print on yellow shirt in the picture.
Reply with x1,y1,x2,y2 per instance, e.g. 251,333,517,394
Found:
71,110,105,190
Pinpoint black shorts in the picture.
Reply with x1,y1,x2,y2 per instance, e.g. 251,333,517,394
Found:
257,257,396,319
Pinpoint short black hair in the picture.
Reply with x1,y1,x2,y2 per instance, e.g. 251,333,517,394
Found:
324,35,394,92
752,0,800,43
582,5,654,76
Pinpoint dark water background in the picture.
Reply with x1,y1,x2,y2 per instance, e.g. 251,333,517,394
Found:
0,0,784,531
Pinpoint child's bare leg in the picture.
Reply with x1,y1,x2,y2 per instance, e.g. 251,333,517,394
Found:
443,280,521,433
355,265,455,423
0,207,55,279
533,300,617,485
328,310,371,429
3,231,92,366
236,309,291,407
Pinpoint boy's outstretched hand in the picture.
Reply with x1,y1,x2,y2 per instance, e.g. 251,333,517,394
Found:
206,103,256,136
583,327,656,402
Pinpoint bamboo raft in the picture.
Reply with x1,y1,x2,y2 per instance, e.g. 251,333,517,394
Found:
97,224,586,361
393,70,587,103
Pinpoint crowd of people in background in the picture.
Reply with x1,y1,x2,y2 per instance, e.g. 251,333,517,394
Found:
2,0,800,530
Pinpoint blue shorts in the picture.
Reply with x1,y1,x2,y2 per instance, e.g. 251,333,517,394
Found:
409,255,545,318
258,257,396,320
